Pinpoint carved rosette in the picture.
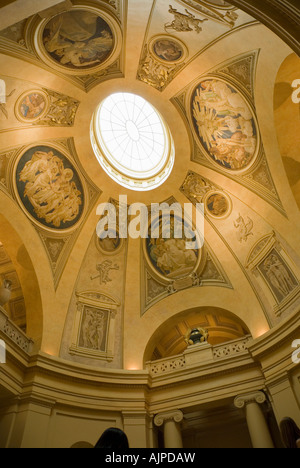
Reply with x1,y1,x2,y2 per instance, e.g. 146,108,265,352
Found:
234,391,267,409
154,410,184,427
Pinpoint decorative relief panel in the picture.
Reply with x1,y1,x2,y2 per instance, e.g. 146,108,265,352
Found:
246,232,300,317
61,225,127,368
69,291,119,361
172,51,284,214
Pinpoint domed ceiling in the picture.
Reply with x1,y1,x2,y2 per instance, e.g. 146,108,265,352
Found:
0,0,299,370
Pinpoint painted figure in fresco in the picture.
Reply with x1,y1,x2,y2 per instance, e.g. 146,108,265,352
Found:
43,11,114,69
20,93,46,119
206,193,228,217
153,39,183,62
19,150,82,228
192,79,257,170
148,217,198,278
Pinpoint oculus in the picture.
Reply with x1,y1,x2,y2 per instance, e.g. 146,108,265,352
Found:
91,93,175,191
191,78,259,172
14,146,84,230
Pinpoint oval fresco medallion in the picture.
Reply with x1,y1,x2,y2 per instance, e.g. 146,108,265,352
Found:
191,78,259,172
96,229,123,255
15,146,84,230
40,9,115,71
204,190,232,219
15,90,49,123
151,36,186,63
145,214,201,280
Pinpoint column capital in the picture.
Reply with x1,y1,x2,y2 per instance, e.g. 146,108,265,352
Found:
234,391,266,409
154,410,184,427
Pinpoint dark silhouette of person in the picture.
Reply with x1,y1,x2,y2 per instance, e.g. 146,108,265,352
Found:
94,428,129,449
280,417,300,448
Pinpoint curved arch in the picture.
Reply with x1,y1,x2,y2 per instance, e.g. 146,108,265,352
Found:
0,192,47,348
124,286,270,370
143,305,251,364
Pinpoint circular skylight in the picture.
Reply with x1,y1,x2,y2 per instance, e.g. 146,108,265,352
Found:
91,93,175,191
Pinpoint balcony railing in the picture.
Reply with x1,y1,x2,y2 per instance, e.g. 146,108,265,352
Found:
0,306,33,354
146,336,252,377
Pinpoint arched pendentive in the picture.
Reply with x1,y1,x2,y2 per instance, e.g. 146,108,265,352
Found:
123,284,270,370
143,306,251,364
274,52,300,210
0,199,44,348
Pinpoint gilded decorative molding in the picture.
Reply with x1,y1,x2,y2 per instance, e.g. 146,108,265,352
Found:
137,42,186,92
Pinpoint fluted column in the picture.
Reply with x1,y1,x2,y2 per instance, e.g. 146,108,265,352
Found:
154,410,184,449
234,392,274,449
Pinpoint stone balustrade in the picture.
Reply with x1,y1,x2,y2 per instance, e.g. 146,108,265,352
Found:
0,306,33,354
146,335,252,377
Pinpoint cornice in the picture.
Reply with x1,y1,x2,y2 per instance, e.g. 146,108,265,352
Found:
247,308,300,359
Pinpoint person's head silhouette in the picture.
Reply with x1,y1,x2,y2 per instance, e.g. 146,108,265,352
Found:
280,417,300,448
94,428,129,449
